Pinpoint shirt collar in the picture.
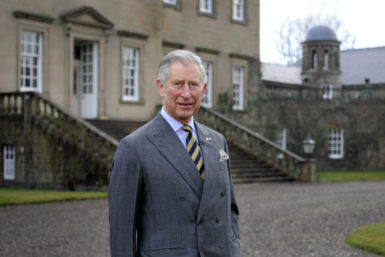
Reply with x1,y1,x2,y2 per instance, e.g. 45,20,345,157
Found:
160,107,196,132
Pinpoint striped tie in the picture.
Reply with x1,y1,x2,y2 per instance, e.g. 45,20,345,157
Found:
182,125,205,180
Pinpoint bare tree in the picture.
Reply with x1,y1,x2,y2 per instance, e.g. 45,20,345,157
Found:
276,14,356,65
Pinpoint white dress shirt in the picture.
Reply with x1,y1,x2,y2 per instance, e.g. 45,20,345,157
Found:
160,107,200,148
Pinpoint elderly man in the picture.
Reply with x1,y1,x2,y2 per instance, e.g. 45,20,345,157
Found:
109,50,241,257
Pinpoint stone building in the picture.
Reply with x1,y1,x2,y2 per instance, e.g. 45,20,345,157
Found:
1,0,264,188
259,26,385,170
1,0,384,188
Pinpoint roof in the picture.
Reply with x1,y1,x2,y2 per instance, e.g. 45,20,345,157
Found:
261,63,301,85
340,46,385,85
305,25,338,42
280,46,385,86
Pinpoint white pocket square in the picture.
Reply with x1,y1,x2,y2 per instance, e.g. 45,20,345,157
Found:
219,149,229,162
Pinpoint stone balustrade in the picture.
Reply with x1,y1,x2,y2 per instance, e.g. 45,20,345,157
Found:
196,107,314,181
262,82,385,102
0,92,118,187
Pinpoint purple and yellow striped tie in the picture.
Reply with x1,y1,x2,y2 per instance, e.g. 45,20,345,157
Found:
182,125,205,180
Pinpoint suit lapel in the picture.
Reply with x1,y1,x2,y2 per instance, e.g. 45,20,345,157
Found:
195,122,222,221
147,114,203,198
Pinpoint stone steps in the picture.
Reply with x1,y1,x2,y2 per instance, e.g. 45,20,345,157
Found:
228,142,294,183
89,119,294,184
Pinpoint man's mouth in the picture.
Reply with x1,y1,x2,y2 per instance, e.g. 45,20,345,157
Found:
178,103,194,108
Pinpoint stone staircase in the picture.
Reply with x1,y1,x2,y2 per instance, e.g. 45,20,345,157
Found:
87,119,146,142
228,142,294,183
89,117,295,183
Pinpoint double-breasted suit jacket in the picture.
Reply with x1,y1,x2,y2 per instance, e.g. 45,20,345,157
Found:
109,113,241,257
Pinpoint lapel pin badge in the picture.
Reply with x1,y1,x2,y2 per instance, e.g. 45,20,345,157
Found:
205,137,212,142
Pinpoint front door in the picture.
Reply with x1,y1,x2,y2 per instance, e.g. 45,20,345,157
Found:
74,41,98,119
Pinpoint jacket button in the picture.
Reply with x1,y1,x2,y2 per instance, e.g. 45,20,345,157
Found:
220,192,225,197
216,217,220,223
218,242,224,249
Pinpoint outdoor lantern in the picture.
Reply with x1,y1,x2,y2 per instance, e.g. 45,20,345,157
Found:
303,133,315,154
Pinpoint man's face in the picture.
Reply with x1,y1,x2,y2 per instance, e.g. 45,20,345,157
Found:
157,62,207,125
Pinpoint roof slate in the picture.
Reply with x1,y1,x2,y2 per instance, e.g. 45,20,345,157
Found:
263,46,385,86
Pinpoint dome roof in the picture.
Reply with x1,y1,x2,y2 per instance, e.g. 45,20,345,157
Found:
305,25,338,42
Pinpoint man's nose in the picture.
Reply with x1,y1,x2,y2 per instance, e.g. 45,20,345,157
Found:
180,84,192,97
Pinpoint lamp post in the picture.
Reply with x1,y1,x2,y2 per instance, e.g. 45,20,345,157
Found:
301,133,317,182
303,133,315,156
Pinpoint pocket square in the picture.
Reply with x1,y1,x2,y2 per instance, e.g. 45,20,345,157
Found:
219,149,229,162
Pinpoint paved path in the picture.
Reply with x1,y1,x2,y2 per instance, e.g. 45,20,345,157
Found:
1,181,385,257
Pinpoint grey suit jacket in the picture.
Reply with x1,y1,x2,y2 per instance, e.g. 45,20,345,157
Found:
109,113,241,257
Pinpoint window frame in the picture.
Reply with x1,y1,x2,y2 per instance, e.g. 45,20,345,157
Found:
322,84,333,100
201,60,213,108
232,0,245,22
328,128,344,159
19,30,43,93
122,46,140,102
3,144,16,180
119,36,146,104
323,49,329,70
311,49,317,70
276,128,287,159
232,65,244,111
163,0,181,10
200,0,213,14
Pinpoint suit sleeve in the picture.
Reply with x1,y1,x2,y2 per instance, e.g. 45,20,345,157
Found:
224,137,242,255
109,138,142,257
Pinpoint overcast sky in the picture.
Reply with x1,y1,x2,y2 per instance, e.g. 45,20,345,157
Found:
260,0,385,64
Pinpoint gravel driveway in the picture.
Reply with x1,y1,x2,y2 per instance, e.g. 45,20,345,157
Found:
1,181,384,257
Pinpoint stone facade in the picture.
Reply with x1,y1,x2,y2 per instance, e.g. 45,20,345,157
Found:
0,0,260,121
0,0,261,188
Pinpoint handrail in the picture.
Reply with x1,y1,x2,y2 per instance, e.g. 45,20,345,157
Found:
196,107,307,178
0,92,118,178
33,92,119,146
201,107,305,161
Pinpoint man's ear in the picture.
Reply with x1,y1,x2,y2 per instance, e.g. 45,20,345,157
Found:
202,83,208,95
157,79,165,97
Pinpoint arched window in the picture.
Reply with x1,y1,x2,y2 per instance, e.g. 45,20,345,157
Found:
311,50,317,70
324,50,329,70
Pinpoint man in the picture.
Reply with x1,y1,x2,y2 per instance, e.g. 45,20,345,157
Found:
109,50,241,257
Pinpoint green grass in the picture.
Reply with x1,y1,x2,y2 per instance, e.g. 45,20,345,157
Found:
0,188,108,206
317,170,385,182
345,222,385,256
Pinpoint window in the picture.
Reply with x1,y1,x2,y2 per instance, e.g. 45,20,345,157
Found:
276,128,287,159
20,30,43,93
322,84,333,100
163,0,177,5
232,0,244,21
3,145,15,180
328,128,344,159
122,47,140,102
232,65,244,110
200,0,213,14
311,50,317,70
201,61,213,108
276,128,287,150
324,50,329,70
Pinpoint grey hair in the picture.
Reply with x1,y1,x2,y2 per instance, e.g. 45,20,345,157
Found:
158,50,207,86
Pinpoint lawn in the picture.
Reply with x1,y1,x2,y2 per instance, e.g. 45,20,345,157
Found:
345,222,385,256
0,188,108,206
317,170,385,182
